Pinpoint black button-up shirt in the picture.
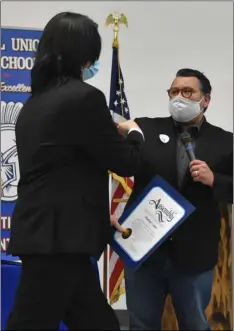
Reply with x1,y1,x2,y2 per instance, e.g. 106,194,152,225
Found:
167,118,204,242
176,118,204,187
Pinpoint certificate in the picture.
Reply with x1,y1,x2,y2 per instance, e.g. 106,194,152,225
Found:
111,175,196,269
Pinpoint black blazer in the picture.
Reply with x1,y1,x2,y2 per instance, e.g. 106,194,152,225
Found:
127,116,233,273
7,79,144,259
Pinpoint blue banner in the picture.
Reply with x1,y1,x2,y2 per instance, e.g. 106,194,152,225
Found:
1,28,42,261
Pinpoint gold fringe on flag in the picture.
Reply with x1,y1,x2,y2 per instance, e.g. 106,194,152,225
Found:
108,170,132,304
111,172,132,197
110,270,125,305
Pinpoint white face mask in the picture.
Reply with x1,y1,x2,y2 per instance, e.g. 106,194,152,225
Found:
169,96,204,123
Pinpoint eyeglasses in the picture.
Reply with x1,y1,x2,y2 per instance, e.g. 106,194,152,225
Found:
167,87,194,99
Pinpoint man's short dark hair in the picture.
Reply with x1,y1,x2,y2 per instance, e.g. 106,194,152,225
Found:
176,68,212,96
31,12,101,95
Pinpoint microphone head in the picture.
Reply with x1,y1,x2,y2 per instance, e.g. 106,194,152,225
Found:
180,131,193,146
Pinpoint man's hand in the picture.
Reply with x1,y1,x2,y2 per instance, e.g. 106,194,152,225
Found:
110,214,126,233
117,120,141,134
189,160,214,187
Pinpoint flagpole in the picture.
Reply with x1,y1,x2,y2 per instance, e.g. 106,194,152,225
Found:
102,12,129,302
106,11,129,204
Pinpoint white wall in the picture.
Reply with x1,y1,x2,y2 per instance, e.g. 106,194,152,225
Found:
2,1,233,132
2,0,233,310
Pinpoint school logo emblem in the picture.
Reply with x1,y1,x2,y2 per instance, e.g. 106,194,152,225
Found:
1,101,22,201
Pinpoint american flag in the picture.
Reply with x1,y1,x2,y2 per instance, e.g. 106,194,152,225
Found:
108,45,134,304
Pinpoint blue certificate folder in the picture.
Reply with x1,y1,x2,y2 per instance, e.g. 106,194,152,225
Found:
111,175,196,270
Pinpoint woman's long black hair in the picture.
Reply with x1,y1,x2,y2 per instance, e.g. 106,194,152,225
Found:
31,12,101,95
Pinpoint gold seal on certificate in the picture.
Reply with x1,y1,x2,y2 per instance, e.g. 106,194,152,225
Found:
122,228,132,239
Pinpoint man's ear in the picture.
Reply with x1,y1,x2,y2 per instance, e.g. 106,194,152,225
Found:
204,94,211,108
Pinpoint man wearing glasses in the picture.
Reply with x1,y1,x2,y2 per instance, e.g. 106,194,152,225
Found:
118,69,233,330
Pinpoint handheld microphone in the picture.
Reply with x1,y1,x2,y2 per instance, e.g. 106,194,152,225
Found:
180,131,196,161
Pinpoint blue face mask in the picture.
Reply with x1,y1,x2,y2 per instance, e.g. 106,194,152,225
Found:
83,60,99,81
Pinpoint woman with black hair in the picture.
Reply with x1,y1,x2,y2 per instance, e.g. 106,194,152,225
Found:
6,12,144,330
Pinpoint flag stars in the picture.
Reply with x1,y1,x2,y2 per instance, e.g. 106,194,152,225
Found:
120,98,126,104
116,90,121,96
118,78,123,85
114,100,118,106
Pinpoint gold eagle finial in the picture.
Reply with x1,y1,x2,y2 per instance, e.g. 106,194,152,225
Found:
105,13,128,47
105,13,128,27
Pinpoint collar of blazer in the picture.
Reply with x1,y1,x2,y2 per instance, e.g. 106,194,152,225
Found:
157,116,207,140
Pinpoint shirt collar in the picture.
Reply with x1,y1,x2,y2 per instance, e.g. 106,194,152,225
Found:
174,116,205,134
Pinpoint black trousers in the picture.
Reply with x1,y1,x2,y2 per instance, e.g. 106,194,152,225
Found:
6,254,120,330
